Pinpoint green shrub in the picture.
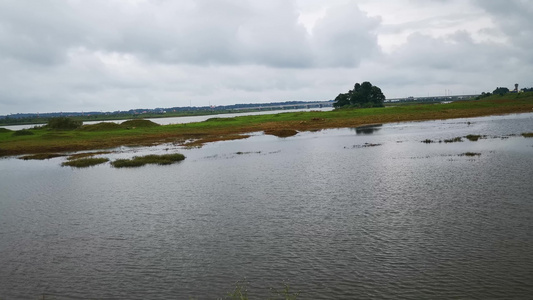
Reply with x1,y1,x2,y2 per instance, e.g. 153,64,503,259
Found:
47,117,82,130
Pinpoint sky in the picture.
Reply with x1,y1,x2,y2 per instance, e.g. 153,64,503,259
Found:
0,0,532,115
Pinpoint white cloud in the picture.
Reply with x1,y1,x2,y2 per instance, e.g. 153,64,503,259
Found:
0,0,532,114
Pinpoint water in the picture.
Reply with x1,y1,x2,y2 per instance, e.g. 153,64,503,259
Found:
1,113,532,299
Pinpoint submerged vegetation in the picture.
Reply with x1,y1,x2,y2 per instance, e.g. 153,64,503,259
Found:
1,94,533,157
110,153,185,168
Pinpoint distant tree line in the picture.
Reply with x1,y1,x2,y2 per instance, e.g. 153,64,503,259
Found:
333,81,385,108
476,86,533,99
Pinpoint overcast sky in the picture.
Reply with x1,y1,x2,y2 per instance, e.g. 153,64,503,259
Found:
1,0,532,114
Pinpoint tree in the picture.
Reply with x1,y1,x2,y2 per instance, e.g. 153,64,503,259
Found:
333,81,385,108
493,87,509,95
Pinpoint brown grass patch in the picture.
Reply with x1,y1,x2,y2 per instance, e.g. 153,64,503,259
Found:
264,129,298,138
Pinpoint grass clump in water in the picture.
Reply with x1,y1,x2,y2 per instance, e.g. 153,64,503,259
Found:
421,139,435,144
444,137,463,143
465,134,484,141
62,157,109,168
111,153,185,168
460,152,481,157
264,129,298,138
522,132,533,138
67,151,113,160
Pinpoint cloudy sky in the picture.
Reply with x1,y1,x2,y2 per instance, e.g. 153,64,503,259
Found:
1,0,532,114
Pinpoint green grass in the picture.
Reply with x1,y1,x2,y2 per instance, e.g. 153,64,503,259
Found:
120,119,160,128
111,153,185,168
62,157,109,168
12,129,35,136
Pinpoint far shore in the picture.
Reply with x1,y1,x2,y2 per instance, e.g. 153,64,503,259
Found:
1,94,532,157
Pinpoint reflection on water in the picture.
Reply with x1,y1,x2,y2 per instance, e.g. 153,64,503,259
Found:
0,113,532,299
353,124,383,135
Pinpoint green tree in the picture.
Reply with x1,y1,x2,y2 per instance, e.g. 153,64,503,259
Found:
493,87,509,95
333,81,385,108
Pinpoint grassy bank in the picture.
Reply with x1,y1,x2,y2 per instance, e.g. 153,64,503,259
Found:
1,94,532,157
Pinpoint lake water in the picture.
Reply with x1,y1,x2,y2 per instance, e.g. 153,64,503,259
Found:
1,113,532,299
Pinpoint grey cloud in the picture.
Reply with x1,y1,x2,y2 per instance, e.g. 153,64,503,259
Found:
0,0,381,69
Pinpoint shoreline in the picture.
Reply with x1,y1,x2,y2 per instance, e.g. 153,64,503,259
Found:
1,96,532,157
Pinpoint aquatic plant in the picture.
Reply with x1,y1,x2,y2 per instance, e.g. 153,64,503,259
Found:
444,137,463,143
111,153,185,168
67,151,114,160
522,132,533,138
62,157,109,168
421,139,435,144
465,134,484,141
460,152,481,157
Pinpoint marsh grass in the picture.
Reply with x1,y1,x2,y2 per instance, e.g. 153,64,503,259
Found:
460,152,481,157
111,153,185,168
67,151,114,160
0,128,12,133
20,153,66,160
465,134,484,141
62,157,109,168
12,129,35,136
79,122,122,131
522,132,533,138
444,137,463,143
264,129,298,138
421,139,435,144
120,119,160,128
